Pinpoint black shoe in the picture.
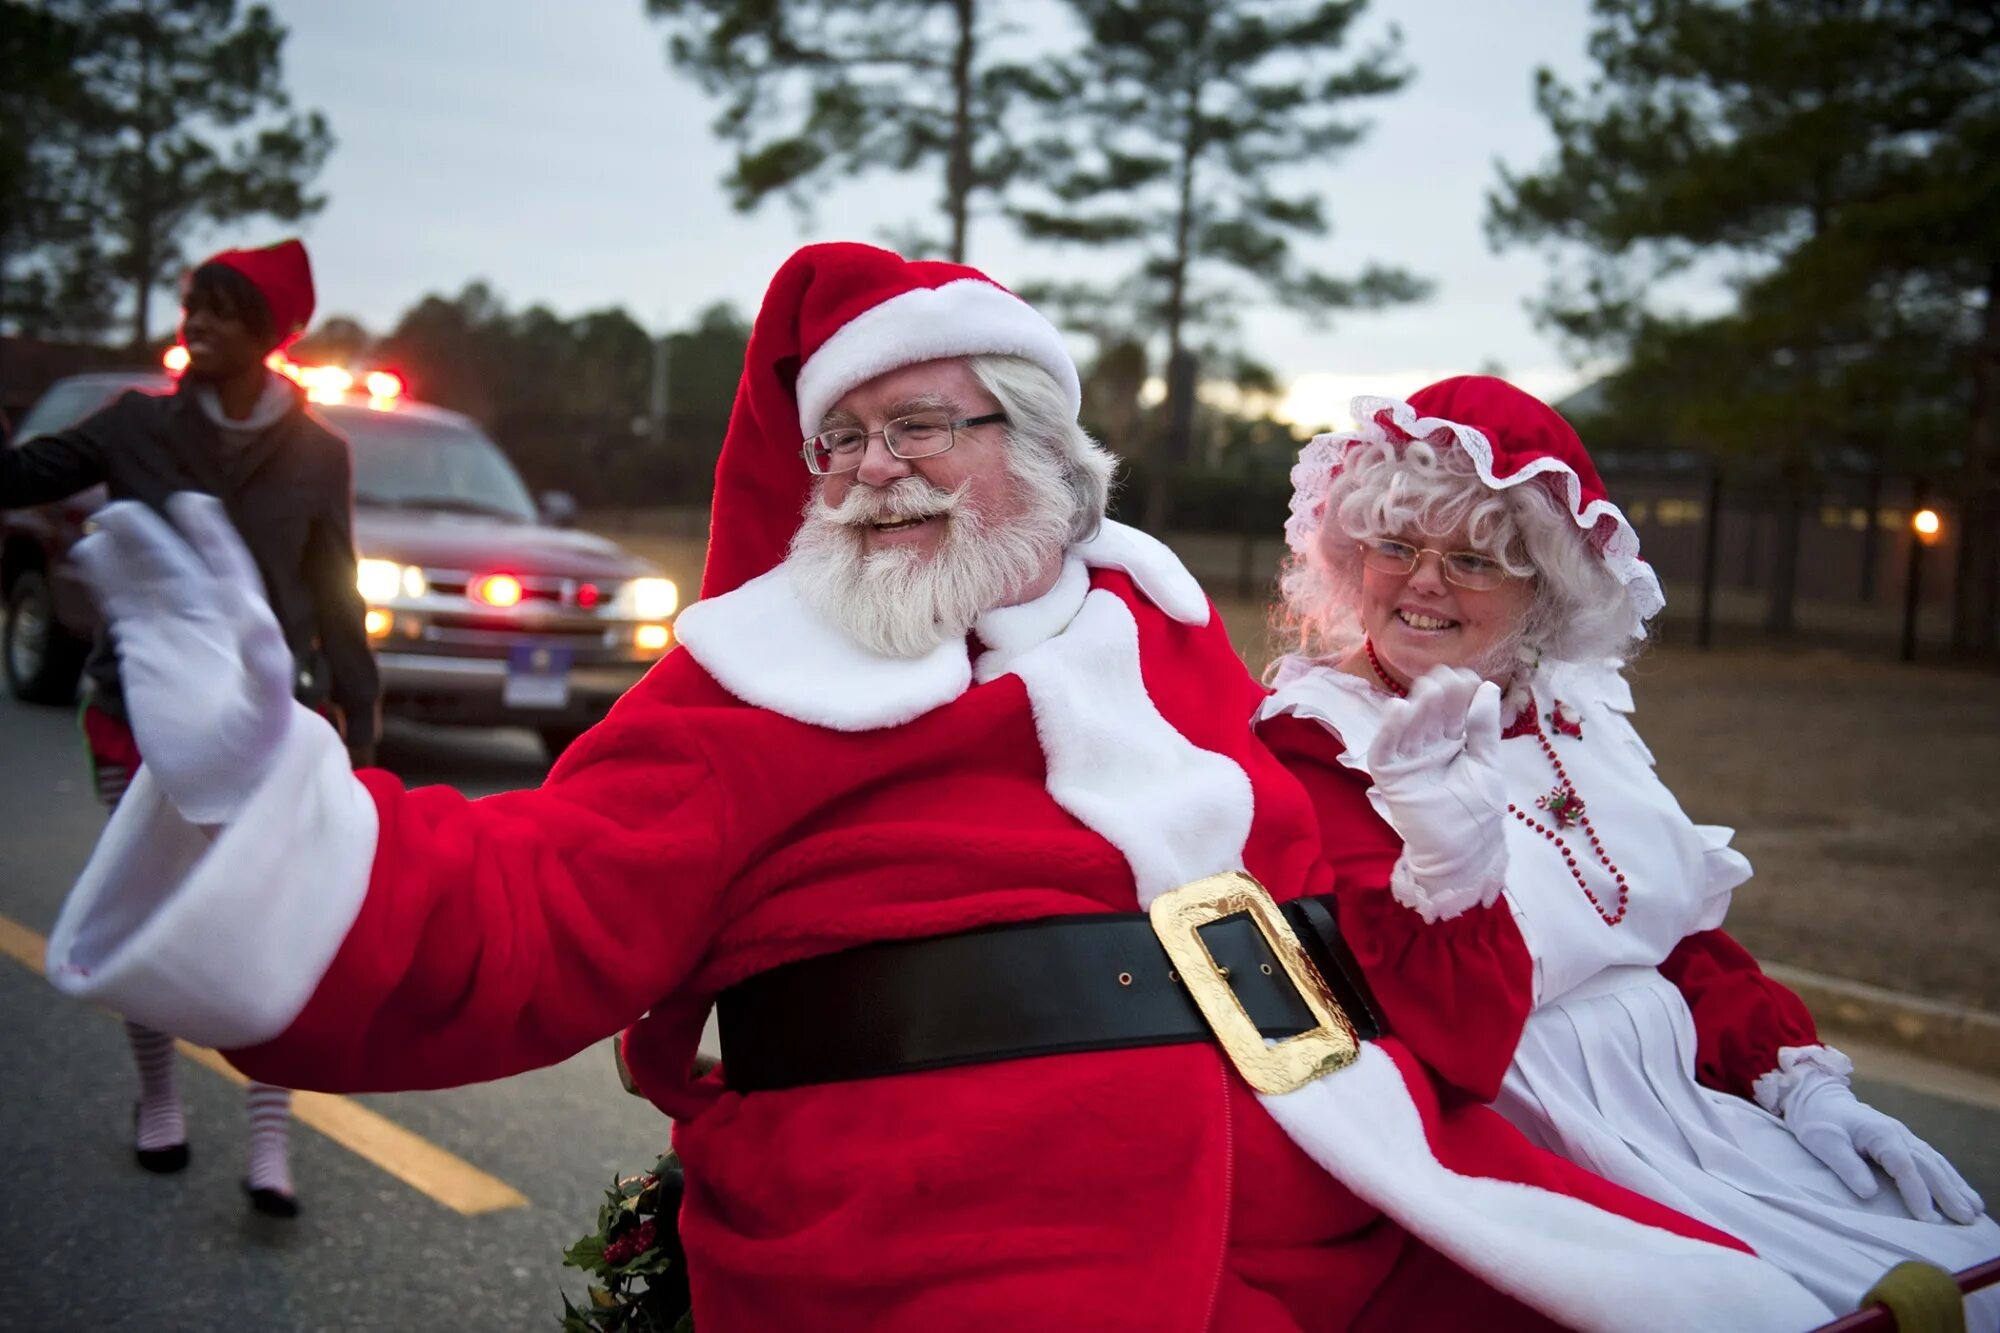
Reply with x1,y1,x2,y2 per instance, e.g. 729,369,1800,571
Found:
132,1103,189,1173
243,1179,301,1218
135,1141,190,1173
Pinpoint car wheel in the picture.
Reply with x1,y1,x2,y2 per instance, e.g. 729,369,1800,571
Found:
537,725,590,760
4,569,89,705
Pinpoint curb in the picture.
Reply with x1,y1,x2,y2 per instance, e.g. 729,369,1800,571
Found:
1765,963,2000,1081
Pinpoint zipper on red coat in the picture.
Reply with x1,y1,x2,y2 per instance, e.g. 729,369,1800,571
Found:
1199,1055,1234,1331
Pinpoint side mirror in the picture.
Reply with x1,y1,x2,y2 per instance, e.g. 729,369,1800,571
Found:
538,490,577,528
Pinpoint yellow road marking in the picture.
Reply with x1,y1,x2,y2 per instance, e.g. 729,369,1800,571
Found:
0,912,526,1215
0,914,44,972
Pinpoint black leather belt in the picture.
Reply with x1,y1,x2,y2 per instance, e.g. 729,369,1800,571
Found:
716,893,1383,1093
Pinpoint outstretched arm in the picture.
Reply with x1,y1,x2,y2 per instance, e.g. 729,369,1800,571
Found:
45,497,740,1094
0,394,126,507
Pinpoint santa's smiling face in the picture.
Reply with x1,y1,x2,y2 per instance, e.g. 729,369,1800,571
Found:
788,357,1073,657
813,359,1016,562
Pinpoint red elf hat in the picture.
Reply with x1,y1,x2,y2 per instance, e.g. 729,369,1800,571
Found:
203,239,316,348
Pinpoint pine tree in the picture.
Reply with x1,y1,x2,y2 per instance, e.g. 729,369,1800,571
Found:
0,0,112,337
643,0,1044,262
66,0,334,348
1489,0,2000,640
1016,0,1427,526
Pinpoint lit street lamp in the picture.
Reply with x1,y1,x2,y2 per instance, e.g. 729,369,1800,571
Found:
1901,503,1944,663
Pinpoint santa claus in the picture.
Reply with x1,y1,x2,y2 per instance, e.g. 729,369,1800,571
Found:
46,243,1835,1330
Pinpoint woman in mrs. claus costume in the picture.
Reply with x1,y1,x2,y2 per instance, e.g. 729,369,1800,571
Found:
1256,374,2000,1322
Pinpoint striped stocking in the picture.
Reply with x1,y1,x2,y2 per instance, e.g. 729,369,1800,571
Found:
126,1020,186,1165
244,1083,298,1215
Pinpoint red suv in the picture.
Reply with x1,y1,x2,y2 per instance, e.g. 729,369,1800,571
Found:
2,369,679,757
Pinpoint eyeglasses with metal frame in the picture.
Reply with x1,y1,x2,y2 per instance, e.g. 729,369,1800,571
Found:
800,411,1009,476
1358,538,1511,591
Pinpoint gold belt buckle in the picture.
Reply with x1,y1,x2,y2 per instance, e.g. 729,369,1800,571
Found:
1148,871,1360,1095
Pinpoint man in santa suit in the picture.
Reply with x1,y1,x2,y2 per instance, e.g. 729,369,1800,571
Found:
46,243,1835,1330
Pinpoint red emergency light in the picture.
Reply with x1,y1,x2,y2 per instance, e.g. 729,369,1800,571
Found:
471,573,525,609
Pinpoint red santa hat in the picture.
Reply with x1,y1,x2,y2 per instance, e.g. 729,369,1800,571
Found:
1284,374,1664,634
700,242,1081,601
202,239,316,348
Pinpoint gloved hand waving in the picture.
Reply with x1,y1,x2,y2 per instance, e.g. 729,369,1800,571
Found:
1364,667,1509,922
70,493,295,825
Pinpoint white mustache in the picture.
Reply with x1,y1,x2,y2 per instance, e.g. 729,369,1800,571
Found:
819,477,963,528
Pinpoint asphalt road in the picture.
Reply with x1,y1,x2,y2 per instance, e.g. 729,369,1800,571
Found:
0,696,665,1331
2,691,1997,1330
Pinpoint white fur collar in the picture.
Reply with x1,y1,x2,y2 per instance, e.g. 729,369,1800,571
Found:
674,520,1209,731
1071,521,1210,626
671,562,971,732
972,555,1089,683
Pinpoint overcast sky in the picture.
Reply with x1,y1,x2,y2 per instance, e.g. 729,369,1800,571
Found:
253,0,1606,431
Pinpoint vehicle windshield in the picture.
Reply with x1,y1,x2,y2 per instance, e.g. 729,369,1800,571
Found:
333,410,538,522
12,378,167,444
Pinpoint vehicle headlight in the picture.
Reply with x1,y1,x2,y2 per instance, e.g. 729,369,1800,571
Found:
356,558,404,603
619,576,678,620
355,559,427,603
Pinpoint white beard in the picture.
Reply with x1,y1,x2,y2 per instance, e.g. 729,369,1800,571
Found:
788,474,1071,658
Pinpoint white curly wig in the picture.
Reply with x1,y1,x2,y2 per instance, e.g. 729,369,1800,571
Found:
1274,436,1646,680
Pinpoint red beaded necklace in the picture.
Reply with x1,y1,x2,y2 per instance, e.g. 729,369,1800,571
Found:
1364,639,1407,697
1506,715,1631,926
1363,640,1629,925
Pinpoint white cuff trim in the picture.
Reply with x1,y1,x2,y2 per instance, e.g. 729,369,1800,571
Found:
1752,1044,1854,1115
46,704,378,1049
1389,855,1504,924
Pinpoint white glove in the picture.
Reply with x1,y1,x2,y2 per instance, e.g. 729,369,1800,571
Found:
1778,1066,1985,1224
1365,667,1508,923
70,493,295,825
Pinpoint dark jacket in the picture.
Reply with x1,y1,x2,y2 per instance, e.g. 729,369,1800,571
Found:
0,378,380,746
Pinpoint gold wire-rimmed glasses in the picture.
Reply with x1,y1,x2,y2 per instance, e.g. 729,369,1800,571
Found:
1358,538,1511,591
800,412,1008,476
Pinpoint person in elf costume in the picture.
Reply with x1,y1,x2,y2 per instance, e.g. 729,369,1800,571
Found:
1257,375,1999,1323
46,244,1836,1330
4,238,377,1218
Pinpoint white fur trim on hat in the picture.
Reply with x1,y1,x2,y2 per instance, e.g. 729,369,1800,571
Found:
795,279,1082,434
1285,395,1665,639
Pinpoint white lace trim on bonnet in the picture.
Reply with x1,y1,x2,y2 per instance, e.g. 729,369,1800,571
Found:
1284,394,1666,640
